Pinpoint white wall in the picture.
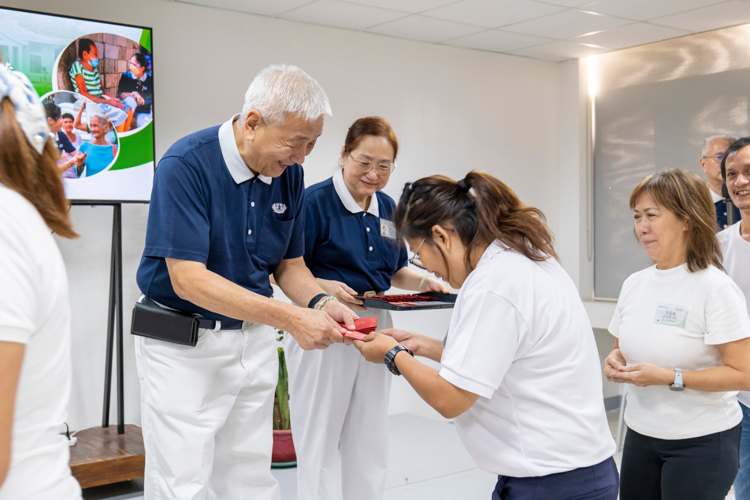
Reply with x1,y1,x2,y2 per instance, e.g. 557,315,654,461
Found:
3,0,559,429
556,58,620,402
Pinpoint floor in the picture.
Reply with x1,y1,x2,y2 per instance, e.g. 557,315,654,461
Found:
81,410,735,500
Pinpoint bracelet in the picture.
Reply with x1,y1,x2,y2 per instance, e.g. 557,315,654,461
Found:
419,274,430,293
314,296,339,310
308,293,329,309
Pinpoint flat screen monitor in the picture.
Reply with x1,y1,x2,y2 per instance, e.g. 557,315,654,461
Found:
0,7,154,203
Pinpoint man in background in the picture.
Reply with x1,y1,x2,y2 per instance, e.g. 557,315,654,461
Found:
700,134,740,229
719,137,750,500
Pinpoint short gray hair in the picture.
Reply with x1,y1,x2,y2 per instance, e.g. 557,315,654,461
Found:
90,113,108,128
240,64,331,128
701,135,737,157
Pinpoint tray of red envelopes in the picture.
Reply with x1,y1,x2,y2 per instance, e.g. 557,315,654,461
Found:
353,291,456,311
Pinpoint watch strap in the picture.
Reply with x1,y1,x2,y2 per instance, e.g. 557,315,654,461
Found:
669,367,684,391
385,345,413,376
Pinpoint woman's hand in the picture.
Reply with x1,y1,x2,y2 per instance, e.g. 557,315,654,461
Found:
317,278,365,311
421,277,450,294
603,348,626,382
378,328,422,356
353,332,398,364
608,363,674,387
104,95,125,110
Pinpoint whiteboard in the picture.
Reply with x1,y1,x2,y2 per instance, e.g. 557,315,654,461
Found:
593,24,750,298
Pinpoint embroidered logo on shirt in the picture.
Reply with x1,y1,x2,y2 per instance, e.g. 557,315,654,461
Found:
272,203,287,214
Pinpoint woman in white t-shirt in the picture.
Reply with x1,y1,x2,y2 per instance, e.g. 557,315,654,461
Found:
0,64,82,499
605,168,750,500
355,172,618,500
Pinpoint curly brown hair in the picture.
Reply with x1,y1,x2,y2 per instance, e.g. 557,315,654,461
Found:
629,168,721,272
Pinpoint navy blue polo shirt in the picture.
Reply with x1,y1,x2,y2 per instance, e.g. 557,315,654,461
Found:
136,115,305,321
304,170,408,295
715,198,742,230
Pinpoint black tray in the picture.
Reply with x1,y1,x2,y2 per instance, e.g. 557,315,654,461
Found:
354,291,456,311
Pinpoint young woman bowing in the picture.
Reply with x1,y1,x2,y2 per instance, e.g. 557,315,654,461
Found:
355,172,618,500
284,117,448,500
605,168,750,500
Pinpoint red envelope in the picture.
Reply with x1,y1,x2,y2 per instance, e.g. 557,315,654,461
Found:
339,317,378,340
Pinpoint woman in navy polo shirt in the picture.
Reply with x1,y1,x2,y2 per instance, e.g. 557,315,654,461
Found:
285,117,448,500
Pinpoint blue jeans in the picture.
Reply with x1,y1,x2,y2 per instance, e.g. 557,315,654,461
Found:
735,402,750,500
492,457,618,500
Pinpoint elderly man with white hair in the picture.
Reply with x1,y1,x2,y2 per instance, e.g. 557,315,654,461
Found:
134,64,357,499
701,134,741,229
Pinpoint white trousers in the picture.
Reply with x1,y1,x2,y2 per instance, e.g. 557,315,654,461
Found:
285,308,393,500
135,322,280,500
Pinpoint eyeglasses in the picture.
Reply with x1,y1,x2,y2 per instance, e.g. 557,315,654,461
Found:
346,151,395,175
409,238,427,270
702,154,725,162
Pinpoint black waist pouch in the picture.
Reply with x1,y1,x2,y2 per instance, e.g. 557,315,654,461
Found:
131,298,200,346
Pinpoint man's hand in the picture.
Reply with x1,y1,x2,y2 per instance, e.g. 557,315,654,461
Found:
321,299,358,330
354,332,399,364
378,328,422,356
318,278,365,311
286,308,349,350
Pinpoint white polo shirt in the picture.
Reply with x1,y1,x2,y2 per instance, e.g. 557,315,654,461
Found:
0,184,81,499
440,242,615,478
718,223,750,407
610,263,750,440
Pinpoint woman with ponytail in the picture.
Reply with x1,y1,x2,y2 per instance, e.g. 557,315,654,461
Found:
355,171,618,500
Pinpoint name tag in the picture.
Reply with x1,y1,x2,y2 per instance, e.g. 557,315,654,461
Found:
654,303,688,328
380,219,397,240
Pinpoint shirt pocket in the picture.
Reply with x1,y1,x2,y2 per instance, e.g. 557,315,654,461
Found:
258,216,294,268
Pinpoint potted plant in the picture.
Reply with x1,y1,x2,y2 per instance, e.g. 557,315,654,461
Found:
272,330,296,467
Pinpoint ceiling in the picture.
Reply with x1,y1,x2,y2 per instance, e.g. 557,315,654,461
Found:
168,0,750,62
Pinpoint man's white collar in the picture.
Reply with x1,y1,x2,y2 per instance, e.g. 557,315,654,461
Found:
708,184,723,204
333,169,379,216
219,114,272,186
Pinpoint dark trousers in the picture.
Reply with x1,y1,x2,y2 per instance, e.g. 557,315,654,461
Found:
492,457,618,500
620,424,741,500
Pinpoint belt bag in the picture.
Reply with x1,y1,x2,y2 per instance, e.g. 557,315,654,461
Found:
131,298,200,346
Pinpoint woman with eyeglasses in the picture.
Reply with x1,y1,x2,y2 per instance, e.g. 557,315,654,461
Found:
117,52,153,130
354,172,618,500
284,116,448,500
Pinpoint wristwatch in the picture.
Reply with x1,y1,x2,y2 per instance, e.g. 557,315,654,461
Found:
384,345,414,376
669,368,684,391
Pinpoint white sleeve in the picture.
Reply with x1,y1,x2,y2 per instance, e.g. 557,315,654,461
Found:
703,281,750,345
608,302,623,339
608,278,632,338
0,207,36,344
439,290,527,399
